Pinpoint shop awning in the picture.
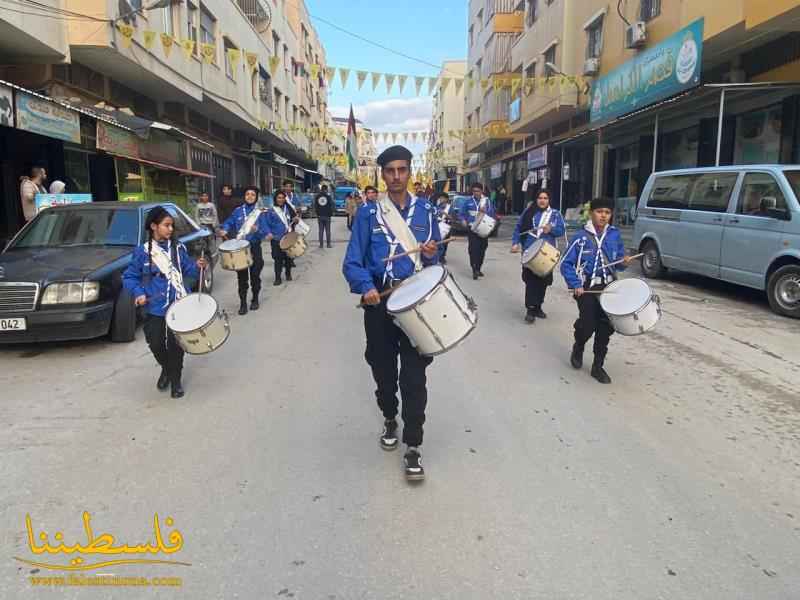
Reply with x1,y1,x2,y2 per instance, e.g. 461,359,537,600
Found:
107,152,215,178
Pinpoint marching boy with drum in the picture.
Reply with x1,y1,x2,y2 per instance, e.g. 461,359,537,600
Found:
561,197,632,384
511,190,566,324
459,182,496,280
218,186,271,316
342,145,441,482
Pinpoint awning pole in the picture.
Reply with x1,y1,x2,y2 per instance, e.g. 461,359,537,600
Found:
652,113,659,172
559,147,565,211
715,89,726,166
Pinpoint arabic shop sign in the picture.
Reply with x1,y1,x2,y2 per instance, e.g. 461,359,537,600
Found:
96,121,140,157
15,92,81,143
590,18,704,124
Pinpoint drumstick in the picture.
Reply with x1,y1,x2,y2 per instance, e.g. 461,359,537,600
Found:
380,237,463,263
604,253,644,269
355,286,399,309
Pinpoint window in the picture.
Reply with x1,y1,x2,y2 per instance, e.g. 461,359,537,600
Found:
187,2,198,56
200,6,216,60
648,175,692,209
162,6,174,35
640,0,661,22
285,96,289,121
292,105,298,126
737,173,788,216
283,43,289,71
469,25,474,47
543,46,557,77
223,38,237,80
526,0,538,26
687,173,738,213
272,31,280,59
164,206,194,238
586,17,603,58
259,68,272,107
525,62,537,94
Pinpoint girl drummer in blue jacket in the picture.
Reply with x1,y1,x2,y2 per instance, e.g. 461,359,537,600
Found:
511,190,566,323
560,197,631,385
123,206,207,398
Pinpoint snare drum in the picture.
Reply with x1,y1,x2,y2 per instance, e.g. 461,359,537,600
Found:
438,220,451,239
294,219,311,237
471,213,496,238
166,293,230,355
279,231,307,258
521,239,561,277
599,278,662,336
219,239,253,271
386,265,478,356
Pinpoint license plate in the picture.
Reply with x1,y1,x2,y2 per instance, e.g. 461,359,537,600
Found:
0,317,27,331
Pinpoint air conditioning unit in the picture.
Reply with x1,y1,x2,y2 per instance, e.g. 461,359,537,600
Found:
583,58,600,76
625,22,647,49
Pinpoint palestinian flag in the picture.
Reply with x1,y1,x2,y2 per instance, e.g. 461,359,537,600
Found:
346,105,358,174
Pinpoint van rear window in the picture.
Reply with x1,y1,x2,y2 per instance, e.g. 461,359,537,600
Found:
648,173,737,213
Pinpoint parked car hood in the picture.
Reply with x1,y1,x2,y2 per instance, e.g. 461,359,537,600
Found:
0,246,133,282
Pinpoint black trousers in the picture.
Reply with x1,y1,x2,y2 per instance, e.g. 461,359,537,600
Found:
573,286,614,364
237,241,264,299
522,267,553,309
318,216,332,246
363,301,433,447
467,231,489,272
270,239,292,278
143,314,184,383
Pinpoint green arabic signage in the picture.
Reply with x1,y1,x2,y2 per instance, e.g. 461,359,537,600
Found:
590,18,704,124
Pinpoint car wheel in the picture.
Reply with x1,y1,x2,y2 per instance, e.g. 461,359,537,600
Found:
641,240,666,279
767,264,800,318
110,289,137,342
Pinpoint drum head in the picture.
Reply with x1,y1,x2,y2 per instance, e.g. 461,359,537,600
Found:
167,293,219,333
386,266,447,312
600,278,652,315
522,238,544,261
219,239,249,251
280,232,299,250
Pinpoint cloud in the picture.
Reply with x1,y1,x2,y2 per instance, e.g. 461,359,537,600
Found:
330,97,432,132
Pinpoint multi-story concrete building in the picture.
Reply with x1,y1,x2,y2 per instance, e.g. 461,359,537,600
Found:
0,0,331,235
426,60,467,192
330,115,377,187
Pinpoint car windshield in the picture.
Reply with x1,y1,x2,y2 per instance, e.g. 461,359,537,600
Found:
783,169,800,202
10,208,139,249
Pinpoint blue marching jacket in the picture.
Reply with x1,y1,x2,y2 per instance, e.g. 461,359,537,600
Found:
512,206,566,251
458,195,496,226
122,239,199,317
220,203,271,244
560,224,627,290
343,195,441,296
265,204,296,242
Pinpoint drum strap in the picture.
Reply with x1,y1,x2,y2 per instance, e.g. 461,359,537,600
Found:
377,196,421,283
584,223,615,288
272,204,291,234
535,208,553,238
236,205,264,240
149,240,187,305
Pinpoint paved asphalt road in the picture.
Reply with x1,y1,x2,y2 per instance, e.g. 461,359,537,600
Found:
1,217,798,599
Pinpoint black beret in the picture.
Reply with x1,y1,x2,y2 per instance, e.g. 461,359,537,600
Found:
376,145,413,167
590,197,614,211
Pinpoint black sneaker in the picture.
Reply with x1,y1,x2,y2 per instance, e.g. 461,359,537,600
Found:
157,369,170,391
273,276,282,286
404,447,425,481
524,309,536,324
171,381,185,398
286,271,293,281
570,344,584,369
250,297,259,310
477,271,485,277
238,300,248,315
472,270,479,280
380,419,398,451
534,307,547,319
591,364,612,384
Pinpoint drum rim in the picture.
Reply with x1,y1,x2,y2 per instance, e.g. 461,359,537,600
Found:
600,278,654,316
166,293,224,334
417,314,478,357
386,265,448,313
180,326,230,354
219,239,250,251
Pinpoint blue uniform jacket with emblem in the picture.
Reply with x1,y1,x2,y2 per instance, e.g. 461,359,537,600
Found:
560,225,627,290
458,195,496,226
265,204,296,241
220,203,270,243
343,195,441,296
122,240,198,317
512,206,566,251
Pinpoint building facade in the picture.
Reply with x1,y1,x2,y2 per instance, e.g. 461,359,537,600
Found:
426,60,467,193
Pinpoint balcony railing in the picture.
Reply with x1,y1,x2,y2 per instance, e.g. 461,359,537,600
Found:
235,0,270,30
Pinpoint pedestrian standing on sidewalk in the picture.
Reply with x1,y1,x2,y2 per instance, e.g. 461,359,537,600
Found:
314,184,333,248
511,190,566,323
345,192,358,230
266,190,299,286
459,182,495,280
560,197,632,384
194,191,219,253
342,145,440,482
218,186,270,315
19,166,47,224
123,206,208,399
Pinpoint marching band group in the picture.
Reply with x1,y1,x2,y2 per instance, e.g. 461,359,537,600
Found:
122,145,637,481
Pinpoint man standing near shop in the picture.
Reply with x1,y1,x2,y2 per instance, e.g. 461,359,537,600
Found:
217,184,238,225
19,165,47,224
314,184,333,248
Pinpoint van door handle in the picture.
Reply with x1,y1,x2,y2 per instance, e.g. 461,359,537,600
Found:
729,218,739,224
713,217,723,223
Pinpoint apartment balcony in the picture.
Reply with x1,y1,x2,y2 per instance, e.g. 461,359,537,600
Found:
0,0,70,63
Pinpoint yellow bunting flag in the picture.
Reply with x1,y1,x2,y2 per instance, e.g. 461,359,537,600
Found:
427,77,436,95
117,24,134,49
356,70,368,90
440,77,451,92
454,78,464,94
325,66,335,85
201,43,216,64
269,55,280,75
339,67,350,88
245,51,258,74
143,30,156,50
227,48,241,72
547,76,557,91
480,78,490,92
310,63,319,79
524,79,535,96
160,33,174,57
414,76,425,96
181,39,195,60
511,76,522,96
492,76,504,93
385,74,395,94
371,72,382,91
398,75,408,94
